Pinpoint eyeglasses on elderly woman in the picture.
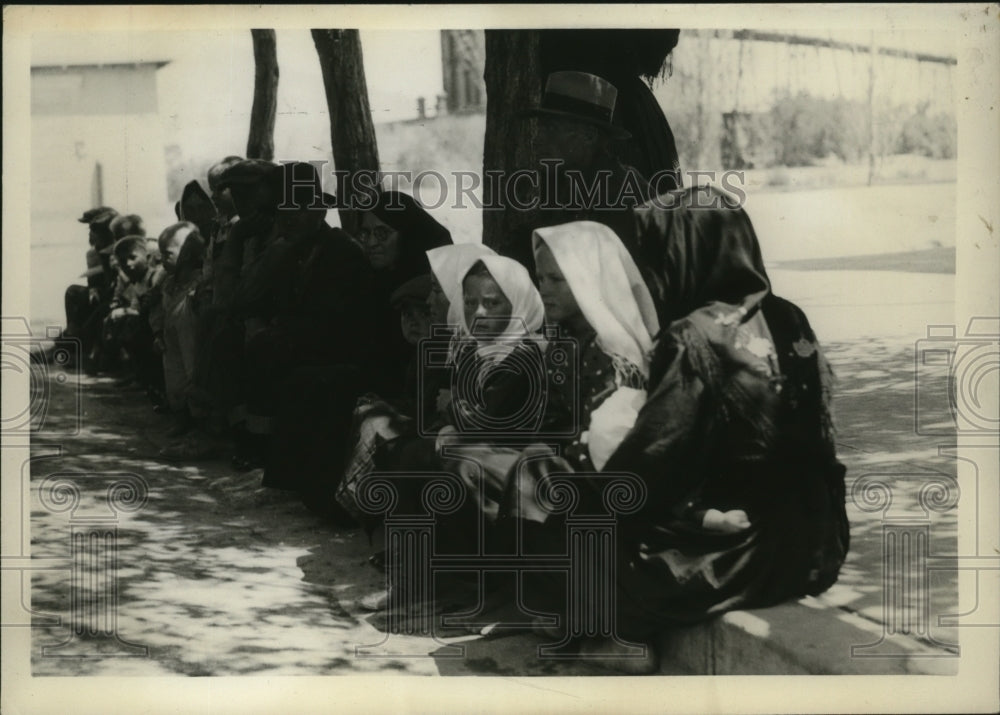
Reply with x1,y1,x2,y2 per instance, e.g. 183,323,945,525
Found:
356,225,397,245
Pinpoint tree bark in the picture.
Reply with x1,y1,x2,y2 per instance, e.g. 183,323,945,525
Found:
482,30,542,258
312,29,380,237
247,29,278,161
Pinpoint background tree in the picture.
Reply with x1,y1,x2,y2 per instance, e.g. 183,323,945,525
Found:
312,29,380,236
247,29,278,161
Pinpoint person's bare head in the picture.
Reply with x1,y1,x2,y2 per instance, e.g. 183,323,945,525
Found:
158,222,204,274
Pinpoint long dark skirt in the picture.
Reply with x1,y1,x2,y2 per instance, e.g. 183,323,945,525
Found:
507,449,848,641
263,363,364,523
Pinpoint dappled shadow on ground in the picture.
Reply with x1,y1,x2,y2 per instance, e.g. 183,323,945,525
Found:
28,373,602,676
26,334,961,675
820,338,959,650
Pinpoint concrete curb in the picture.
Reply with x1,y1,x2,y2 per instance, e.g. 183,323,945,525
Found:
658,599,959,675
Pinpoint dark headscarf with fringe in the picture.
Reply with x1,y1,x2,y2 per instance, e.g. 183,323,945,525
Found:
359,191,452,399
612,183,841,497
631,185,770,332
366,190,452,289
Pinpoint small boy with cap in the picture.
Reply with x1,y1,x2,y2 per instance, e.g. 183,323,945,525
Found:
102,214,148,363
102,236,165,398
388,273,434,418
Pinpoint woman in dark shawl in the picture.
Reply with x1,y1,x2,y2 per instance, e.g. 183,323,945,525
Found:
356,191,453,399
516,186,850,671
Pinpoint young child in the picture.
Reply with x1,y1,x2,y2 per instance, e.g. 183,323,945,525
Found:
150,222,206,447
103,236,165,397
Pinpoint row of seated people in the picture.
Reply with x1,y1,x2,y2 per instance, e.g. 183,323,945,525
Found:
64,159,849,672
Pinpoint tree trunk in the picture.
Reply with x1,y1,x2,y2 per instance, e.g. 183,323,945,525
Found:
482,30,542,258
247,29,278,161
312,29,380,237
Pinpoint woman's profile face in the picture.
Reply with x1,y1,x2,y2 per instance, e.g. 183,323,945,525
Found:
358,212,401,271
535,242,581,325
462,269,513,338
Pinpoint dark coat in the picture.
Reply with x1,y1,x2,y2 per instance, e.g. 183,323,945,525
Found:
594,189,849,633
269,223,379,371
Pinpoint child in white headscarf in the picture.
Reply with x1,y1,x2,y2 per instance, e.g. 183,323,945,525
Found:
425,243,498,420
441,255,547,441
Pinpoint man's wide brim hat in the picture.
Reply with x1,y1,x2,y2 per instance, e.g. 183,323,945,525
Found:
522,71,630,140
78,206,118,225
265,162,338,211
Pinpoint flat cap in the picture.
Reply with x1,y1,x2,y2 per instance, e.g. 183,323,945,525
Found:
390,273,433,310
216,159,276,189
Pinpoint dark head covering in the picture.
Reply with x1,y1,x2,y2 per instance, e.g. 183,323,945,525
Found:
216,159,275,190
264,162,338,211
389,273,433,311
208,155,244,192
78,206,118,225
632,186,770,332
522,71,630,139
366,190,452,287
109,214,146,240
111,235,149,261
174,180,216,240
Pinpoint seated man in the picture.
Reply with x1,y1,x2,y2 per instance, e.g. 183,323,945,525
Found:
63,206,118,373
202,158,278,467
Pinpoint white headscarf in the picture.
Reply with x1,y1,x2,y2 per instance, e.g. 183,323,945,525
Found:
532,221,659,380
426,243,497,314
454,254,546,364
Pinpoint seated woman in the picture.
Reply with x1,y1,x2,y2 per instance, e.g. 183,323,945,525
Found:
519,193,850,673
517,220,661,482
491,221,660,650
356,191,452,400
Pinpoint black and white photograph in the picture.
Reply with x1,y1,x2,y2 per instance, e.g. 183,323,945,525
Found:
2,4,998,713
